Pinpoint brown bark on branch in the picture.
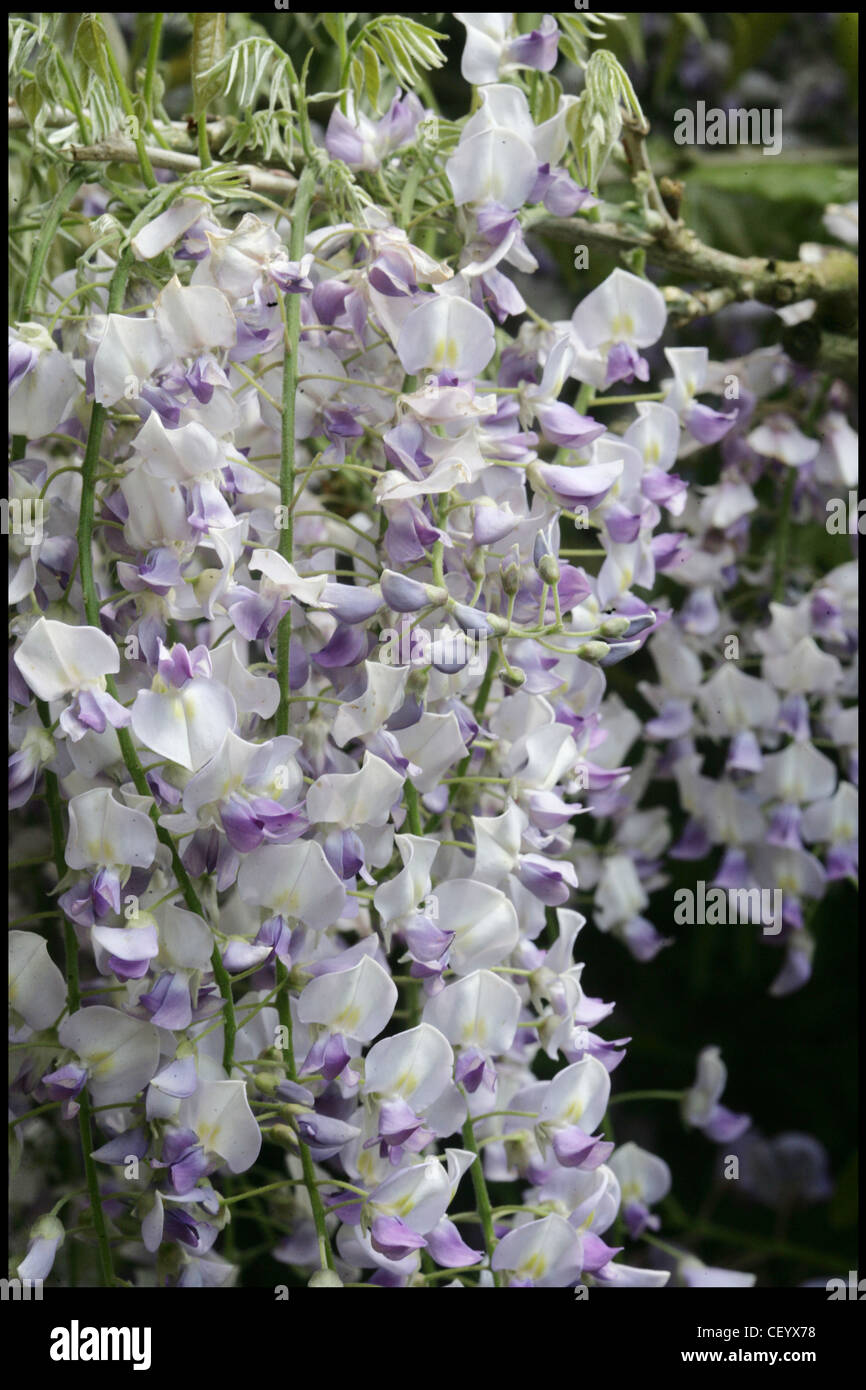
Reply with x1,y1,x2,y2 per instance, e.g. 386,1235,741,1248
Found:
536,212,857,316
55,134,298,198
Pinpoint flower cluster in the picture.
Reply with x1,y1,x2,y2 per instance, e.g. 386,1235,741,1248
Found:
8,12,855,1290
570,335,858,991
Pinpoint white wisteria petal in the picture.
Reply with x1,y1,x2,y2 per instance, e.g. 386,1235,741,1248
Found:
237,839,347,929
307,753,404,828
540,1056,611,1133
248,549,331,606
373,834,438,923
747,417,820,467
9,932,66,1030
446,129,538,210
682,1045,726,1126
472,803,525,885
397,295,496,378
454,13,509,84
393,712,469,793
66,787,157,870
754,742,837,804
13,617,119,701
435,879,520,974
362,1023,454,1111
179,1079,262,1171
119,463,191,549
154,276,236,357
624,402,682,471
8,340,79,437
59,1006,160,1106
157,906,215,972
376,456,475,501
697,664,781,734
132,412,223,481
572,268,667,352
209,640,281,721
297,955,397,1042
332,662,409,746
131,679,237,772
491,1214,583,1287
92,314,172,407
762,637,843,694
130,194,209,260
609,1142,672,1206
423,969,521,1054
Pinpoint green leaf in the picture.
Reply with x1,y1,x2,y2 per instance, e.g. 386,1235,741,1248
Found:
191,12,227,111
16,80,43,128
362,44,381,116
532,71,563,126
73,13,112,88
195,36,294,120
33,47,61,105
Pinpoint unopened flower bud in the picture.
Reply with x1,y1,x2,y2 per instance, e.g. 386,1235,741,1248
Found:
600,616,631,638
255,1071,284,1096
538,554,561,586
268,1124,300,1151
466,548,487,583
451,602,509,638
577,640,610,663
308,1269,344,1287
501,561,522,595
381,570,447,612
501,665,526,688
279,1102,312,1119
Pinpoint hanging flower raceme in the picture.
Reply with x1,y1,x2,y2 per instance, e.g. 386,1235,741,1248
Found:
8,10,853,1295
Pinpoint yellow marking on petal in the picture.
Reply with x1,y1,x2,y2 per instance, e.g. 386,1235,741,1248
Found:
89,1051,113,1079
198,1120,219,1151
336,1004,362,1033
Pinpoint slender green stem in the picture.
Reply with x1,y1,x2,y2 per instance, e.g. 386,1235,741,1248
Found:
588,391,666,406
275,961,335,1271
33,698,115,1286
470,1109,539,1124
609,1089,684,1105
335,12,349,77
197,115,212,171
15,169,88,323
73,247,236,1073
102,38,156,188
404,781,423,835
399,159,426,231
143,14,163,118
461,1098,502,1287
55,52,91,143
275,163,318,736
